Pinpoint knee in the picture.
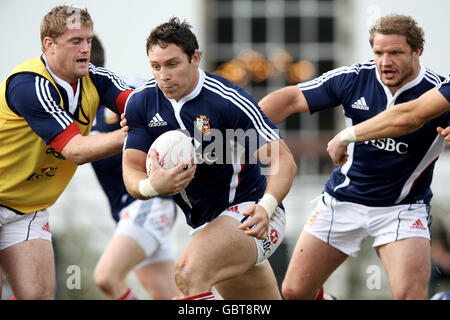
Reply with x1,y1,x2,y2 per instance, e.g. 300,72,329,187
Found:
94,264,116,295
281,280,315,300
175,258,210,296
174,260,192,296
392,283,428,300
16,285,54,300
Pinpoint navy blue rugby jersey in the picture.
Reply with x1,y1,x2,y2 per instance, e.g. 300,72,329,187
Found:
438,76,450,101
300,60,450,206
6,56,131,146
91,78,175,222
124,70,281,228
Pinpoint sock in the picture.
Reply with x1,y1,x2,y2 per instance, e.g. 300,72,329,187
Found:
9,296,16,300
118,288,138,300
181,292,215,300
313,286,324,300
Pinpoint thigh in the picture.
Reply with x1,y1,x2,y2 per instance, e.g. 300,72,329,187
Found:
215,260,281,300
178,215,258,286
378,237,430,299
96,234,147,279
0,239,55,299
283,230,348,297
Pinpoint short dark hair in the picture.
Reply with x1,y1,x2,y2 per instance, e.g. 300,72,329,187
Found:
146,17,200,62
369,14,425,54
90,35,105,67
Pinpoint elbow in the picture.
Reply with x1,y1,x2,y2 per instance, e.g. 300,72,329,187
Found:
403,115,426,134
292,158,298,176
64,149,90,165
289,155,298,178
60,135,91,165
282,148,298,178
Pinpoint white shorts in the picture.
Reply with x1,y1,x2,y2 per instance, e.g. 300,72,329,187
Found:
303,192,431,257
115,197,176,268
219,201,286,266
0,207,52,250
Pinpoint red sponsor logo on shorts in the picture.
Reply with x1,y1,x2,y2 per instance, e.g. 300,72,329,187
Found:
306,208,319,226
121,210,130,220
160,214,171,227
42,222,50,232
227,205,240,214
270,229,279,245
410,219,426,231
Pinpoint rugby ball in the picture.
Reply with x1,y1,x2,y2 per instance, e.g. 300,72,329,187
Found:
146,130,195,175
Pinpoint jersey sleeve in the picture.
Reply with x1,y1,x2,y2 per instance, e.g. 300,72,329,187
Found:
299,64,360,114
88,64,133,114
226,86,281,152
438,76,450,102
123,93,152,153
7,73,81,151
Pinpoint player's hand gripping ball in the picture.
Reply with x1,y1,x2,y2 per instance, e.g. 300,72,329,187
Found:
146,130,195,175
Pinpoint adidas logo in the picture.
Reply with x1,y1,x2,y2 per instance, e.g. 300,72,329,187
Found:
42,222,50,232
351,97,370,111
410,219,427,231
148,113,167,127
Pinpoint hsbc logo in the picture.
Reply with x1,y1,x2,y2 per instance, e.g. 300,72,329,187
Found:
364,138,408,154
262,228,279,257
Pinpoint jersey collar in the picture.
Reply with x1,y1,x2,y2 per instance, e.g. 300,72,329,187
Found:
375,63,426,109
41,54,81,115
168,68,205,105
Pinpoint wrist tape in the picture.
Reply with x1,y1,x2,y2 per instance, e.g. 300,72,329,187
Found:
138,178,159,198
258,193,278,219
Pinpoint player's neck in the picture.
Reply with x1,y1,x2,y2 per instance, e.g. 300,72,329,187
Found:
43,54,79,85
388,63,421,96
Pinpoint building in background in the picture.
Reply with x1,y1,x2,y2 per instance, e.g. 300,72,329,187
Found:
205,0,340,175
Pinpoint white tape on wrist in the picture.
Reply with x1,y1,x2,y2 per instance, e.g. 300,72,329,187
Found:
339,126,357,145
138,178,159,198
258,193,278,219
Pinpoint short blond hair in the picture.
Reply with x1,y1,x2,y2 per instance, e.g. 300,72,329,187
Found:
40,5,93,52
369,14,424,54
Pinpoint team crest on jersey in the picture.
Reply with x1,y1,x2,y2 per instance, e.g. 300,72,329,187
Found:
104,108,119,124
195,115,210,135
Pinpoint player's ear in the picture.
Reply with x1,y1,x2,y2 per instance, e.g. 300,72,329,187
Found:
43,37,56,54
191,49,201,67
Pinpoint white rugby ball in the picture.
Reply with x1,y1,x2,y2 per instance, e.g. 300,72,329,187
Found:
146,130,195,175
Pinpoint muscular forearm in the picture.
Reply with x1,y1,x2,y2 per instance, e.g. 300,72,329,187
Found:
122,149,149,199
261,139,297,204
61,130,124,165
355,101,423,141
354,88,449,142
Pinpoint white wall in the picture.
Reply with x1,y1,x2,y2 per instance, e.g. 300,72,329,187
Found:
348,0,450,76
0,0,205,80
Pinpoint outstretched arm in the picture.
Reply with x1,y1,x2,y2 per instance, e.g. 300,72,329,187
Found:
327,87,450,166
